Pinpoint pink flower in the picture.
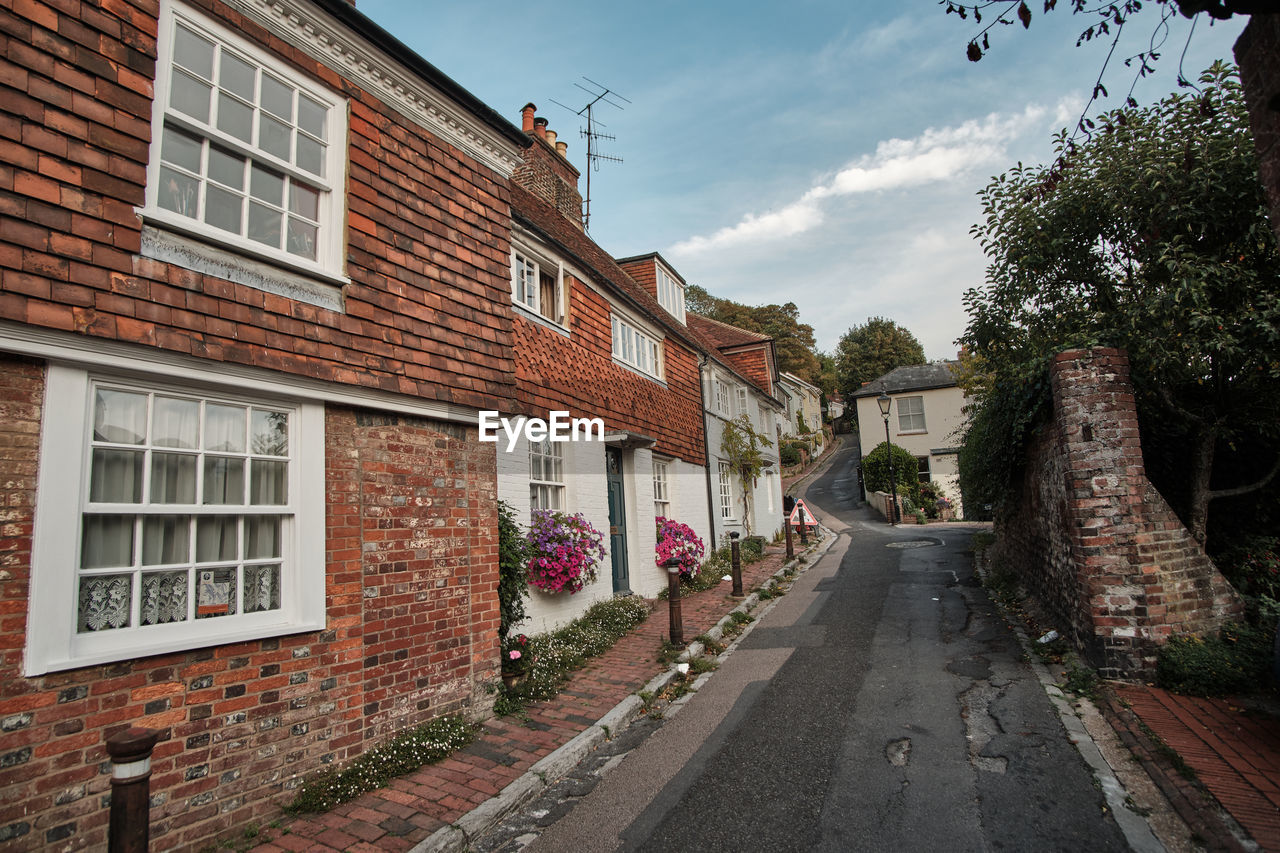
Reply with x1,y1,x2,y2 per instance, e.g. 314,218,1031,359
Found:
508,650,521,661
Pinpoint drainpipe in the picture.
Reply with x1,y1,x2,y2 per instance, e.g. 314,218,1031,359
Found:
698,354,719,548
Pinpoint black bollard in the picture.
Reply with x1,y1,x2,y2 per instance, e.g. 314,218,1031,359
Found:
785,519,794,560
107,726,160,853
729,532,743,597
664,556,684,648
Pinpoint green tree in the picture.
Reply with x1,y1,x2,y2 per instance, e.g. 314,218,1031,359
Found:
721,414,774,535
686,284,821,382
813,351,840,399
835,317,926,396
960,63,1280,543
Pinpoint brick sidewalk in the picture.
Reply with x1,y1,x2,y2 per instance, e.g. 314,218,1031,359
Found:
247,545,799,852
1111,684,1280,852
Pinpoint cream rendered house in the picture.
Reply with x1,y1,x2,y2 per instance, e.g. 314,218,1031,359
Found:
853,362,967,517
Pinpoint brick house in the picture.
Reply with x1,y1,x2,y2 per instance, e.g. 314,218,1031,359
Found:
498,110,711,632
0,0,532,847
682,312,785,544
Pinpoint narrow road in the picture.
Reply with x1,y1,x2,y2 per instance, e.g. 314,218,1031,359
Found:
501,439,1129,851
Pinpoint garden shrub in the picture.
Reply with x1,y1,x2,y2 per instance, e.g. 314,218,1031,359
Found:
497,501,530,640
1156,621,1275,696
862,441,921,503
780,443,802,466
496,596,650,714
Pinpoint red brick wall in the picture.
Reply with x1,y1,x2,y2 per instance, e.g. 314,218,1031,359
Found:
0,356,499,850
513,276,705,465
0,0,517,412
995,348,1242,679
510,134,583,228
1236,14,1280,243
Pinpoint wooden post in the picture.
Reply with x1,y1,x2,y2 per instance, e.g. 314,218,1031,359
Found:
106,727,160,853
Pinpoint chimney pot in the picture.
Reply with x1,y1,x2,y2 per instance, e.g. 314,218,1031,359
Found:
533,117,548,139
544,128,557,147
556,141,568,158
521,103,536,133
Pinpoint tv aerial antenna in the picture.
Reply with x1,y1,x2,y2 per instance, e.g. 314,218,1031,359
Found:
550,78,629,232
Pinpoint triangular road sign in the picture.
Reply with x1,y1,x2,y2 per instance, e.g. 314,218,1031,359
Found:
788,498,815,527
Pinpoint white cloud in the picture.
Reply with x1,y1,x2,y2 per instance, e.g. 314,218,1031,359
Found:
670,105,1049,257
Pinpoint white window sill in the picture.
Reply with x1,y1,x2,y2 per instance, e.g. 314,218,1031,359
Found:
513,303,571,336
140,217,347,312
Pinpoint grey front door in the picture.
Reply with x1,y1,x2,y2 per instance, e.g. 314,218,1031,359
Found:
606,448,630,595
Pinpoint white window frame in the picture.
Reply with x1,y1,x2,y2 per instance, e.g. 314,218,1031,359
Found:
714,378,730,415
611,314,663,380
898,395,926,433
653,459,670,519
25,364,325,676
142,0,347,282
529,437,564,510
735,386,749,419
917,455,932,484
655,266,685,324
511,245,567,328
717,461,734,520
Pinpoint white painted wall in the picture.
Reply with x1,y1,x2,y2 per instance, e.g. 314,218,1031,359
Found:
496,425,712,634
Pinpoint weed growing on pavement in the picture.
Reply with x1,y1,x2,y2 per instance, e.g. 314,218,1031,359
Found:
756,585,776,600
731,610,753,625
1123,795,1153,817
1136,720,1198,781
1061,662,1100,700
688,657,718,675
498,596,651,715
980,561,1022,610
286,714,478,814
656,639,683,665
695,634,726,656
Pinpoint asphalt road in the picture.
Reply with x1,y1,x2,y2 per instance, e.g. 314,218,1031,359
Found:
503,438,1130,852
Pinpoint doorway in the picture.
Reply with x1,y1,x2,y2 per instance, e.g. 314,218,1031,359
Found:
606,447,630,595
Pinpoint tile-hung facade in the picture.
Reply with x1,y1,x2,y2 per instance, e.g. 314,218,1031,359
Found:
681,313,786,545
853,362,968,517
498,109,710,633
0,0,529,847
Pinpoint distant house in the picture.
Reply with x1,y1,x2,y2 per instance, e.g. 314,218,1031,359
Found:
500,112,709,633
778,372,823,441
826,392,846,422
679,313,786,545
853,363,967,516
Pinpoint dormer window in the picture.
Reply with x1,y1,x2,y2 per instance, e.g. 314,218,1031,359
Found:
656,267,685,324
511,247,566,327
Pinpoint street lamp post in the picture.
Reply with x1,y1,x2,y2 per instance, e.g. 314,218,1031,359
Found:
877,392,898,525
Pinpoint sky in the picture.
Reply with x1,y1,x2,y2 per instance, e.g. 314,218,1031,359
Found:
359,1,1248,361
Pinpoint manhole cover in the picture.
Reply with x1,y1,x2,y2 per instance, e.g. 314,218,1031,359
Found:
886,540,937,549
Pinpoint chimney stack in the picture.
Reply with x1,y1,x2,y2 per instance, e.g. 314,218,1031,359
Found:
533,117,548,139
521,103,536,133
544,128,557,148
